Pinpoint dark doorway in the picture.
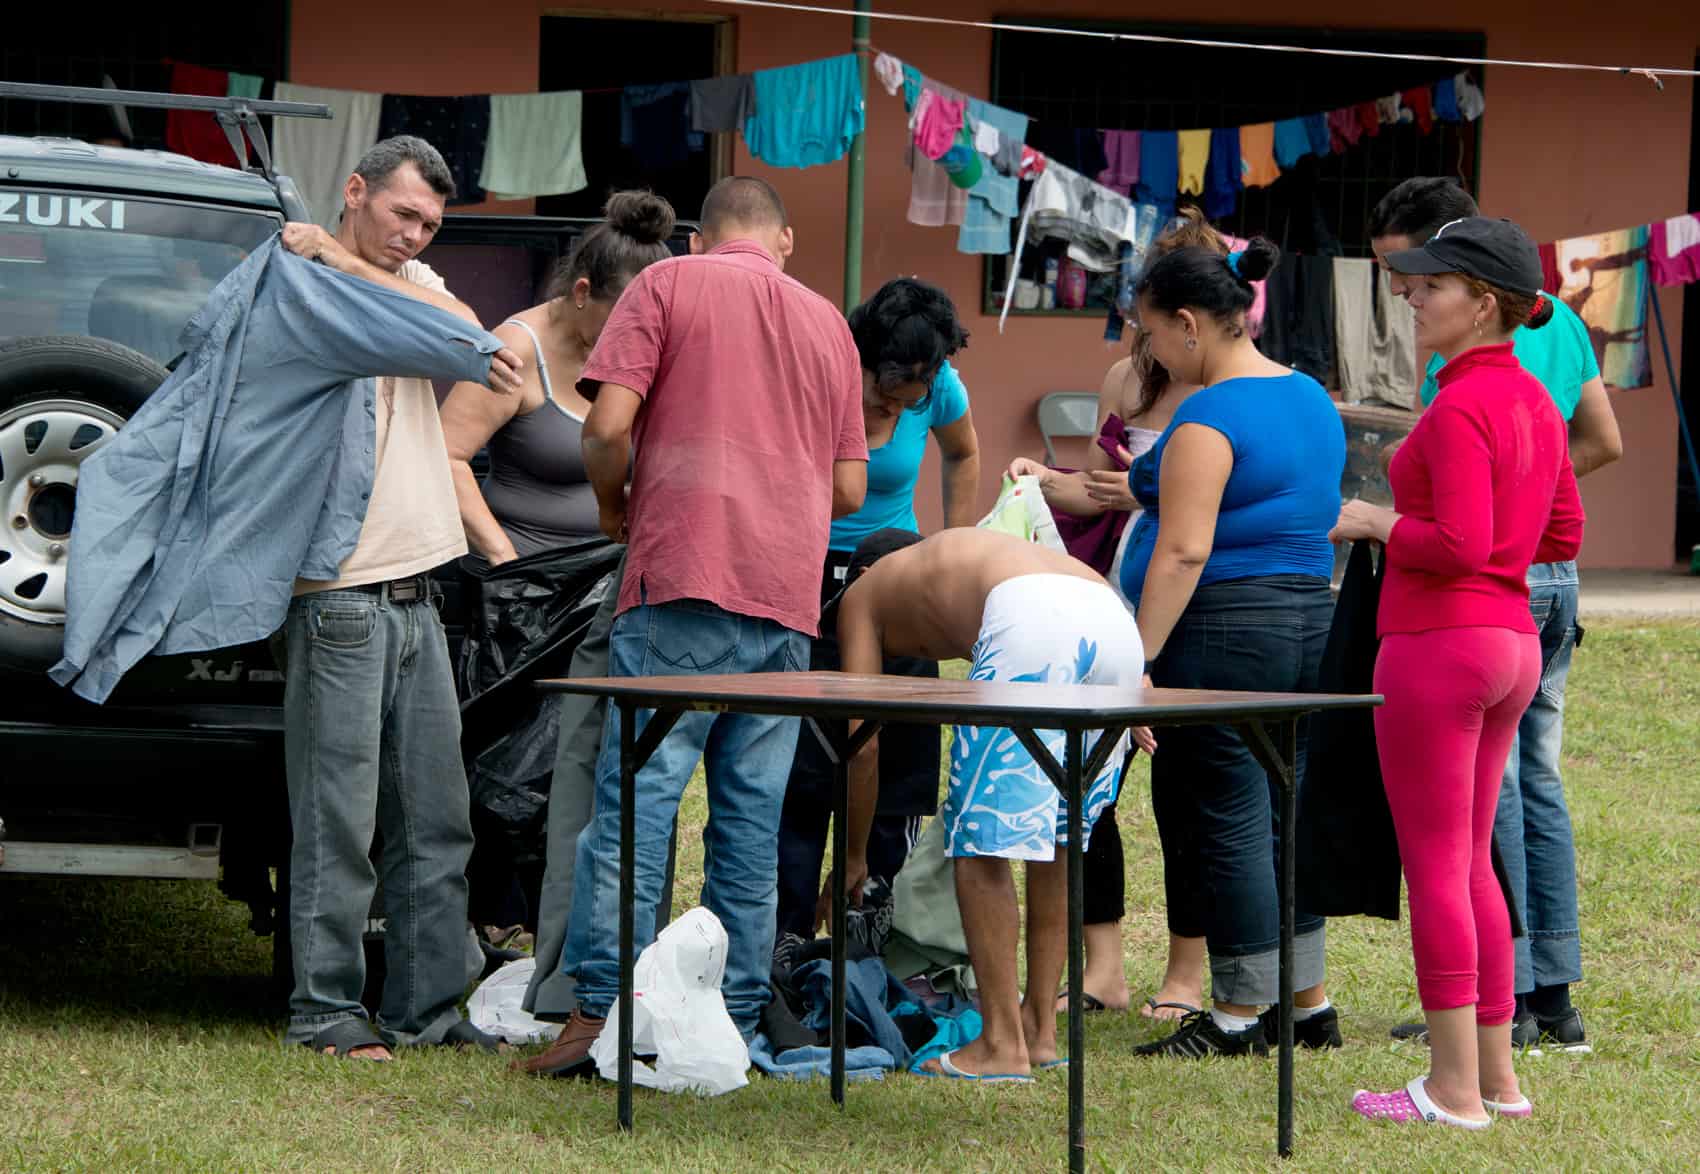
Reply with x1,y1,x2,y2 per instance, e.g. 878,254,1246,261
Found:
1677,50,1700,565
536,15,725,223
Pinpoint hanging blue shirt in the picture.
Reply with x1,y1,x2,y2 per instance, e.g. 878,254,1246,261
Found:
49,235,503,703
1303,112,1333,158
1273,117,1312,168
744,54,865,169
1120,371,1344,607
1135,131,1179,218
830,361,969,551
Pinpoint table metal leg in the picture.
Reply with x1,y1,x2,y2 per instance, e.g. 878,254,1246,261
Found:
1064,727,1086,1174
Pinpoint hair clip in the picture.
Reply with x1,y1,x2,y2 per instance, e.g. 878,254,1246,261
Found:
1225,250,1244,277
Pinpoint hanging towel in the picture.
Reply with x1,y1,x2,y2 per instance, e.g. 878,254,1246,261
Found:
378,93,491,205
689,74,756,134
1649,215,1700,286
1203,128,1242,220
1375,95,1404,127
1176,129,1210,196
1026,159,1137,272
1401,86,1435,133
959,98,1029,255
273,83,384,229
873,53,905,98
913,86,966,161
1328,107,1364,153
1224,234,1270,339
167,61,236,167
1539,242,1563,295
1355,101,1382,139
1553,225,1652,390
973,119,1001,157
1303,112,1332,158
1098,130,1141,195
226,72,264,100
1134,130,1178,218
1433,77,1461,123
745,54,865,169
907,146,969,228
1332,256,1417,408
1259,253,1337,387
1238,123,1280,188
618,83,703,171
1272,118,1312,169
480,92,587,200
901,63,923,112
1456,72,1486,120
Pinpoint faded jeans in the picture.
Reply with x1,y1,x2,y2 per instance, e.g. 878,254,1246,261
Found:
1494,561,1584,993
563,596,807,1036
282,584,475,1047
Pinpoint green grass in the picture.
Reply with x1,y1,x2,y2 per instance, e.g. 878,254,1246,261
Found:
4,620,1699,1171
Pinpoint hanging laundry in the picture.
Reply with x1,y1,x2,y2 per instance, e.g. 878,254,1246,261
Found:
913,85,966,161
1355,101,1381,138
167,61,237,167
1238,123,1280,188
1273,117,1312,169
1019,147,1046,179
1539,241,1563,295
618,83,703,171
937,125,983,188
907,147,969,228
1203,128,1241,220
227,72,264,100
480,92,587,200
1303,112,1332,159
1332,257,1417,408
378,93,492,204
1375,95,1404,127
1098,130,1141,196
1433,77,1461,123
1259,253,1337,387
873,53,905,98
745,54,865,169
1025,159,1138,272
273,83,384,229
973,119,1001,157
1455,72,1486,120
689,74,756,134
1176,129,1210,196
1224,234,1270,339
1401,86,1434,133
901,63,923,113
1026,126,1107,181
1649,214,1700,286
1134,130,1178,218
1328,107,1364,153
1553,224,1652,390
959,98,1029,255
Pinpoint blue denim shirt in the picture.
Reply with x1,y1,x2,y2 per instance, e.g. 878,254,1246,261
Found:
50,235,503,703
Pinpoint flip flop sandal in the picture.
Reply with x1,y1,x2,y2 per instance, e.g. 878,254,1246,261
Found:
1142,997,1202,1019
1055,991,1108,1013
1350,1077,1493,1129
916,1050,1034,1084
305,1019,392,1060
1037,1058,1069,1071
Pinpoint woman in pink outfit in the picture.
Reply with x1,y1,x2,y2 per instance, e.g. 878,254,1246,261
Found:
1331,217,1584,1130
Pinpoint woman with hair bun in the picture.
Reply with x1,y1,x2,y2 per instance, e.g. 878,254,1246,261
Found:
1122,236,1348,1058
1333,217,1582,1129
442,190,678,564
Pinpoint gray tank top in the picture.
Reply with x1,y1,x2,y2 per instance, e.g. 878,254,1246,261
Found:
480,318,603,557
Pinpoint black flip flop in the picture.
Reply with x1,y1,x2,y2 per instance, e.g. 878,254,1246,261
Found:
1056,991,1109,1013
305,1019,392,1060
1143,997,1202,1019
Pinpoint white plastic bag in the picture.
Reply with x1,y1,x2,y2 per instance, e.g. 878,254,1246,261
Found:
977,474,1067,552
589,907,750,1096
465,957,563,1046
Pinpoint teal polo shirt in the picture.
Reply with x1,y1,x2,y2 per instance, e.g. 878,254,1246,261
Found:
1418,295,1597,420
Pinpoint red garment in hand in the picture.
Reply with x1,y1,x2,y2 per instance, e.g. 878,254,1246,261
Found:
167,61,238,167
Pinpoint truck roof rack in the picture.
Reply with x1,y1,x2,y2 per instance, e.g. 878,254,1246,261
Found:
0,81,332,182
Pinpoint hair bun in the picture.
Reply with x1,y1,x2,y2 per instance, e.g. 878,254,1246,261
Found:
604,190,676,246
1236,237,1279,283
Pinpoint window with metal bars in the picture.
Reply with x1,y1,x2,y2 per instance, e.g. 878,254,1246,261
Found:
984,19,1484,316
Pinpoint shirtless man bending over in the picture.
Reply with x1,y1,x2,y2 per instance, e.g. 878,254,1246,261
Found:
820,527,1155,1081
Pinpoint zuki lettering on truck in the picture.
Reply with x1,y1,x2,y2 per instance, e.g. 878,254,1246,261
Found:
0,193,126,229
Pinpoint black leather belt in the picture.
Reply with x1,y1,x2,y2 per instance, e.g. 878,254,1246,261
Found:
350,574,433,603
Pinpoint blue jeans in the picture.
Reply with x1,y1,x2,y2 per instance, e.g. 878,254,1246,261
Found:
281,586,475,1047
562,597,808,1036
1494,561,1583,993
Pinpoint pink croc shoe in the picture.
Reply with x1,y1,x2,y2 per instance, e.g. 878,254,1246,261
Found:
1351,1077,1493,1130
1484,1093,1533,1119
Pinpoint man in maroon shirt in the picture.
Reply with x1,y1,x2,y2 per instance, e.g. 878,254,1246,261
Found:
518,177,867,1076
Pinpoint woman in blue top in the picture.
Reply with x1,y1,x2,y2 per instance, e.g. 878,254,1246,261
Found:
773,277,981,950
1124,239,1348,1059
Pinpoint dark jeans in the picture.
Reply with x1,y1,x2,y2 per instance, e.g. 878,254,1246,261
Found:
1150,575,1331,1006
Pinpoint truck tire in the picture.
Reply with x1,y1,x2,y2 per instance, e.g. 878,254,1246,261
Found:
0,336,166,674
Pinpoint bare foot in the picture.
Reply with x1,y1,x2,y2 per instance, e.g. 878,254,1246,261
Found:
1022,998,1061,1066
324,1043,392,1061
920,1036,1030,1078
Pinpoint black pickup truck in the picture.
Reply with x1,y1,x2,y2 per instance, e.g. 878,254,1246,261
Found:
0,84,689,984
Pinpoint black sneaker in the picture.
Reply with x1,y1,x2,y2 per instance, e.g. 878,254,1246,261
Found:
772,931,809,978
1526,1006,1592,1055
1510,1009,1541,1049
1389,1020,1428,1044
1259,1004,1343,1050
1135,1010,1268,1058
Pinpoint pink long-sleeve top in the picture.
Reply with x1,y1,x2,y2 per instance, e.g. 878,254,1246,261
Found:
1379,343,1584,637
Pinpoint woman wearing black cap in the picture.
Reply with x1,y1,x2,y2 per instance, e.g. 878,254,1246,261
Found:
1332,217,1584,1129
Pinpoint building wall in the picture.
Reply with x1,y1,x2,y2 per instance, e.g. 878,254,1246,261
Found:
289,0,1699,567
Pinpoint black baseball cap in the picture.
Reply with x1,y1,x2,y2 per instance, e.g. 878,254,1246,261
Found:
819,528,925,629
1384,217,1544,297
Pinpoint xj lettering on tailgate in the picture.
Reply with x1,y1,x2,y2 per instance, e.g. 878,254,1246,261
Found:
0,192,126,229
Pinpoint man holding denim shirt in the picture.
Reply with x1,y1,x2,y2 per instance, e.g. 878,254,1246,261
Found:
1369,178,1623,1053
517,176,866,1076
279,136,523,1060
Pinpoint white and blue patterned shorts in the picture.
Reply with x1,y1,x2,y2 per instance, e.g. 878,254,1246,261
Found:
943,574,1145,862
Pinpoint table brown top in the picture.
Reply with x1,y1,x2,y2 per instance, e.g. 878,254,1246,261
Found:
536,672,1380,728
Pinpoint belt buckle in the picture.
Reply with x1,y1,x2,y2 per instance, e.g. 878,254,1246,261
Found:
389,577,422,603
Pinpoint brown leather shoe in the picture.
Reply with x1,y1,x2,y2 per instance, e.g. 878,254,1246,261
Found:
511,1010,606,1077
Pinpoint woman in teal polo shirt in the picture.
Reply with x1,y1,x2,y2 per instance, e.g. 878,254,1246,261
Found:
773,277,981,952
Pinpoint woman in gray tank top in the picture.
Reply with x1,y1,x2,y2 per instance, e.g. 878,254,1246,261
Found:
442,191,677,564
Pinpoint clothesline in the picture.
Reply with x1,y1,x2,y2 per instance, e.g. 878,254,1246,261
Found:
707,0,1699,85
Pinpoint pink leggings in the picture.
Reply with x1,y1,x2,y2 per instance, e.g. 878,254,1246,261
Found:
1374,626,1540,1025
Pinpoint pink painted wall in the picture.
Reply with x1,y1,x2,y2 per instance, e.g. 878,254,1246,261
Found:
290,0,1699,568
